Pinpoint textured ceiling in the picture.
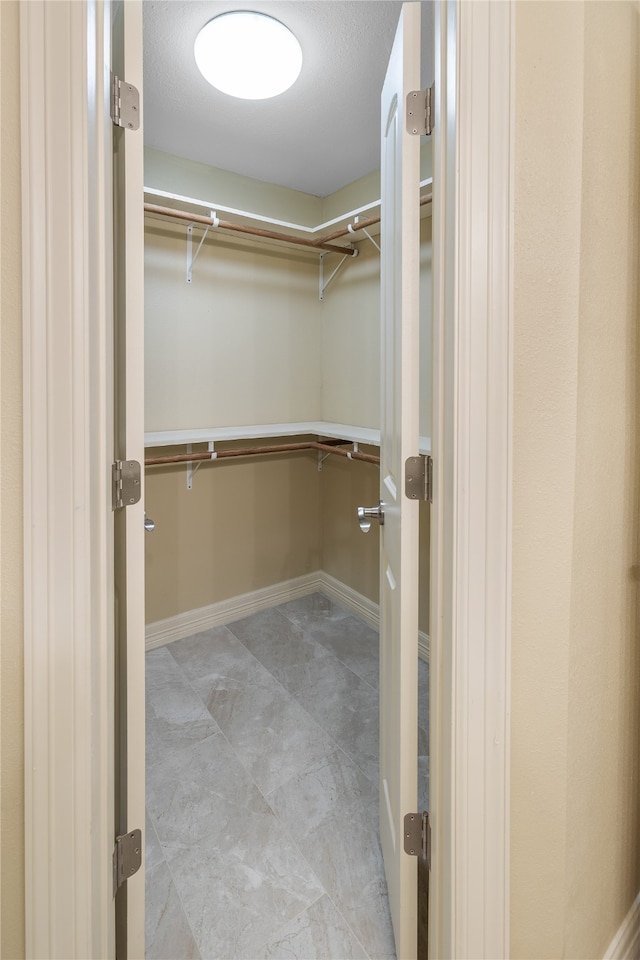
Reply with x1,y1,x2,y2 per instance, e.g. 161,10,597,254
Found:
143,1,431,197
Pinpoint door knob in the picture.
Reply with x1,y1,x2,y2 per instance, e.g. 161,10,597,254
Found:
144,513,155,532
357,502,385,533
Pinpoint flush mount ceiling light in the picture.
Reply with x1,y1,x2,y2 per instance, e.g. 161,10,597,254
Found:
194,11,303,100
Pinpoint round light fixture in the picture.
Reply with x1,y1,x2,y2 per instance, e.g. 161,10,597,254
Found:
194,11,303,100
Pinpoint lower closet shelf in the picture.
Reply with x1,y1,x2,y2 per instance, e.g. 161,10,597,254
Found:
144,421,382,448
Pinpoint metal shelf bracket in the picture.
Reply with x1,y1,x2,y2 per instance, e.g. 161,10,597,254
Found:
319,247,357,301
348,217,381,253
317,440,360,471
186,211,219,283
187,441,216,488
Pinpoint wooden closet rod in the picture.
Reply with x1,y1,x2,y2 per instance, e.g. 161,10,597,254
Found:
315,191,433,245
144,203,359,257
144,191,432,258
144,440,380,467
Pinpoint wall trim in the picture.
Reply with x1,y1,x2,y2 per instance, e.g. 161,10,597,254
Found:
318,571,430,661
146,573,325,648
146,571,430,661
316,571,379,628
603,891,640,960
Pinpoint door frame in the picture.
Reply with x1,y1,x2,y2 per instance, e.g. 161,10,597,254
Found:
20,1,115,957
429,1,513,956
20,1,514,956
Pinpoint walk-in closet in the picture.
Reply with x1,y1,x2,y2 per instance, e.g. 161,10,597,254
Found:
142,4,432,958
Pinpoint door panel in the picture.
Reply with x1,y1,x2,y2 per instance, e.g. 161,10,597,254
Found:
379,4,421,959
112,1,145,956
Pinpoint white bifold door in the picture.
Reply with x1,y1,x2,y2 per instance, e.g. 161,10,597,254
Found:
378,4,422,959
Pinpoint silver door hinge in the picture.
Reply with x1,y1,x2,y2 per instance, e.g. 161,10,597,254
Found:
113,829,142,895
405,454,433,502
112,460,142,510
404,811,431,868
407,85,434,136
111,75,140,130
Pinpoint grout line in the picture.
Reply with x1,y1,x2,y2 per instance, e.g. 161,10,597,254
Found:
274,597,381,694
252,892,327,958
242,608,381,789
322,889,373,960
145,809,203,958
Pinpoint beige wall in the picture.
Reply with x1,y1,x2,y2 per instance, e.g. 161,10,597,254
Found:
319,453,381,601
511,2,640,956
145,443,321,623
321,214,432,438
145,222,322,431
320,237,381,428
0,2,25,957
145,146,323,227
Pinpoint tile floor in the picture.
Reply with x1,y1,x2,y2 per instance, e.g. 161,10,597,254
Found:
145,592,430,960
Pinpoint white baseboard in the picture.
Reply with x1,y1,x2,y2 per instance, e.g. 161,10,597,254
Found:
315,570,380,628
145,572,324,650
603,891,640,960
317,571,430,662
146,569,430,661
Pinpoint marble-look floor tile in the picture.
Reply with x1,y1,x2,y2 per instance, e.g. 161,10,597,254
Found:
170,624,335,795
227,606,334,689
145,808,164,872
205,669,336,795
266,747,377,832
258,894,367,960
268,749,395,960
277,592,351,632
419,761,430,816
146,646,220,769
146,861,200,960
147,731,263,850
168,625,259,688
283,654,379,784
148,733,323,959
166,819,323,960
418,658,429,745
418,723,429,761
308,614,380,689
145,603,401,960
418,657,429,815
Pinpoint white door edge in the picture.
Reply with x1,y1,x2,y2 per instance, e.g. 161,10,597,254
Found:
378,5,421,956
430,1,513,957
112,1,146,954
21,1,115,957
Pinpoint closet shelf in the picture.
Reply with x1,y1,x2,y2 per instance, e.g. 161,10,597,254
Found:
144,178,433,237
143,181,433,295
144,422,431,454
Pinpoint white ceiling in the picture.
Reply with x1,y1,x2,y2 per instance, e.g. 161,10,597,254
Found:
143,1,432,198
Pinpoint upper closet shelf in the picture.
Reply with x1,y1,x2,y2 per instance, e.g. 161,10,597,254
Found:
144,422,431,455
144,180,433,297
144,178,432,235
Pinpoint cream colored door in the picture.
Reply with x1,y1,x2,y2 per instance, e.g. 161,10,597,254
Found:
379,4,421,959
111,1,146,956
